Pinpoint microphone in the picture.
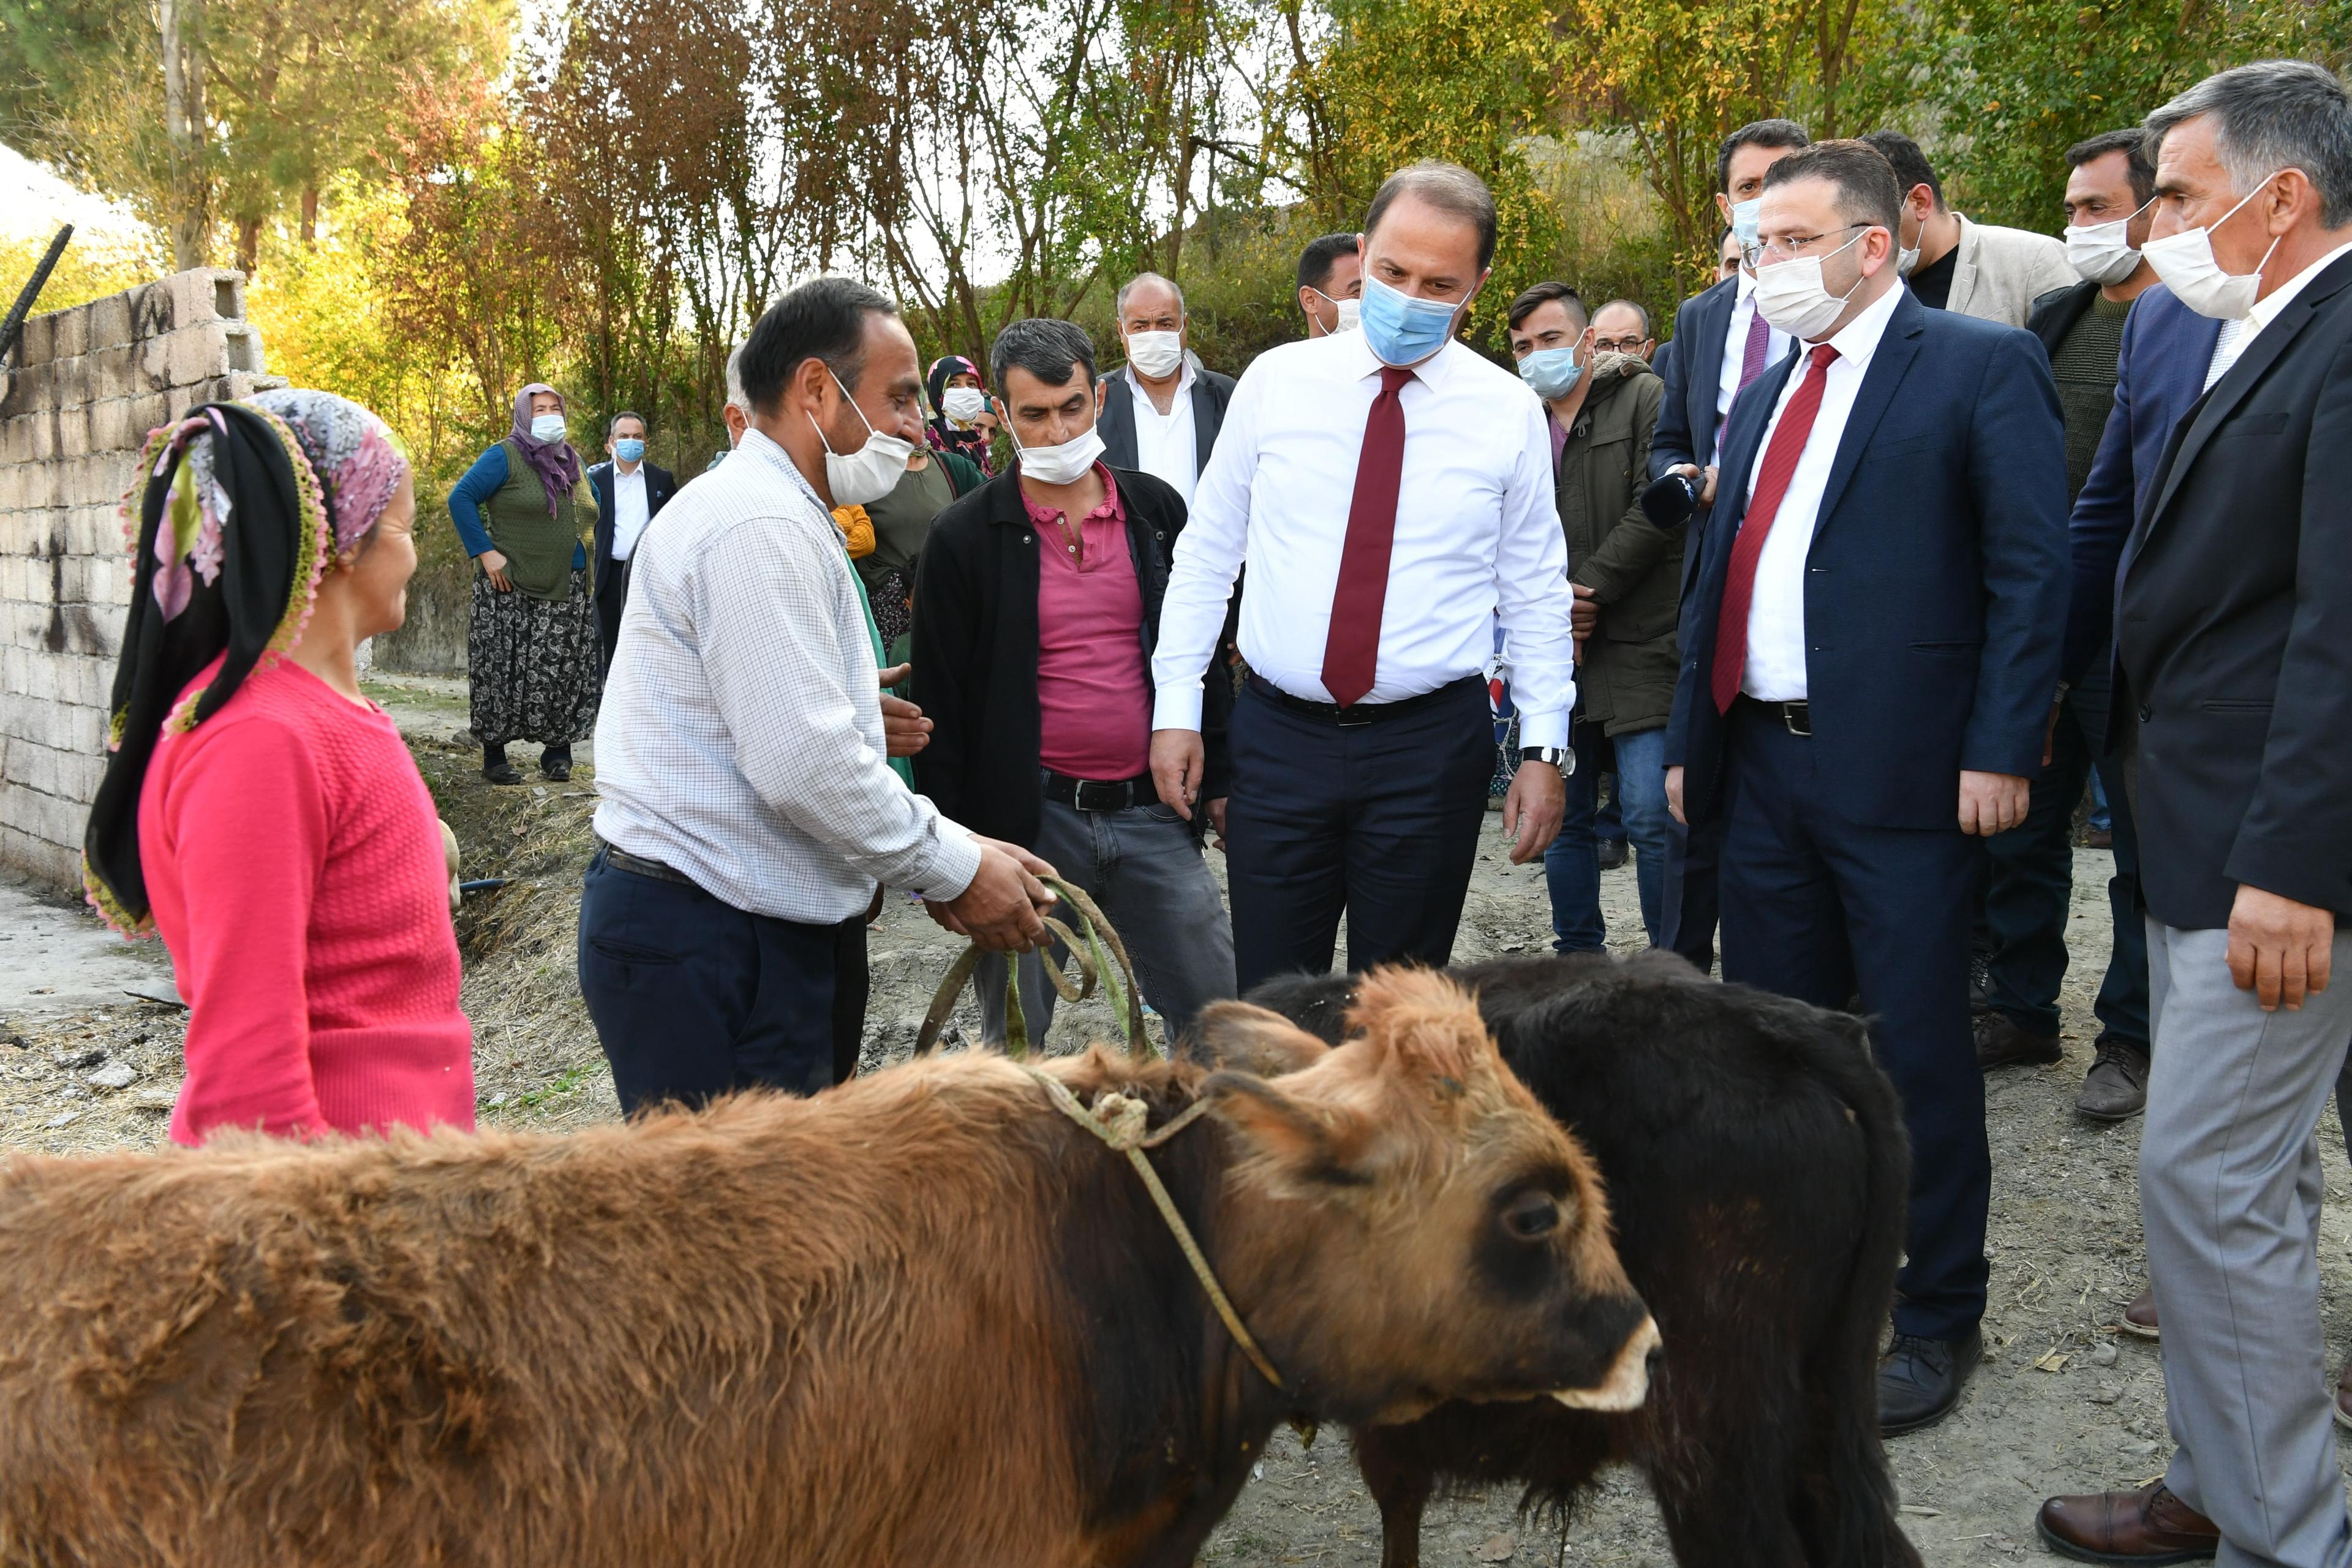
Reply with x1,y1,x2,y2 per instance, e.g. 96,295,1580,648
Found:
1640,470,1700,530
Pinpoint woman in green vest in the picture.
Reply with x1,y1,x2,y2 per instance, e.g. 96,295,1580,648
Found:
447,383,603,784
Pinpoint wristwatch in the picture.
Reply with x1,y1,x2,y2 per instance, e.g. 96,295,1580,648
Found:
1520,745,1574,776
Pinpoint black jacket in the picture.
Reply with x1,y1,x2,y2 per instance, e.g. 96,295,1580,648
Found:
1096,364,1237,476
2113,249,2352,928
2026,279,2099,355
587,459,679,607
909,464,1233,848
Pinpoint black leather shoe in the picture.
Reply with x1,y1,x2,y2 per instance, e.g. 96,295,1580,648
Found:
1975,1009,2064,1070
2076,1036,2150,1121
1596,837,1630,871
1879,1328,1981,1435
483,761,523,785
540,747,573,783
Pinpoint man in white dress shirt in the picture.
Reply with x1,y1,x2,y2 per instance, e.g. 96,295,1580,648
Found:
1096,273,1235,507
587,412,678,675
1664,139,2067,1436
1151,160,1575,993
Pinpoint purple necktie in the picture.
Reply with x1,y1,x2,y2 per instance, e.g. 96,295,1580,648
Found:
1738,306,1771,391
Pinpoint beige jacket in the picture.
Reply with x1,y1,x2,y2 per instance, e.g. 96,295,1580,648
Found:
1942,214,2078,328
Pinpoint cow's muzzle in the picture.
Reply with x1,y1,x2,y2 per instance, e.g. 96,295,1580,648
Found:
1550,1314,1661,1412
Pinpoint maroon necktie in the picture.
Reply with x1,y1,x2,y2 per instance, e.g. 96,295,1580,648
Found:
1710,344,1839,714
1321,365,1415,707
1738,307,1771,391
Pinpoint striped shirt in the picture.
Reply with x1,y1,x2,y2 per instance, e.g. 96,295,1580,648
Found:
592,427,981,922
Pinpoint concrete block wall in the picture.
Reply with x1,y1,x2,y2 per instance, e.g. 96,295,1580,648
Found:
0,268,284,889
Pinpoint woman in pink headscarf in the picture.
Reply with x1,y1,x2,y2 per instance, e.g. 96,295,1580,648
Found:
445,383,602,783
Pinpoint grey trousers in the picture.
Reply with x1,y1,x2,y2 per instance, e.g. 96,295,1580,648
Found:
2142,919,2352,1568
976,797,1237,1057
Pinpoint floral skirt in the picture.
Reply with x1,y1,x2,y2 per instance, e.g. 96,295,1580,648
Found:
468,568,601,749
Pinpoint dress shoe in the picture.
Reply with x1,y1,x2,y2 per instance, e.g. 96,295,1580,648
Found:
2086,827,2115,850
2076,1036,2150,1121
541,757,573,783
2037,1480,2217,1563
1877,1328,1980,1435
1975,1009,2064,1070
1596,837,1630,871
483,760,523,785
2120,1286,2159,1340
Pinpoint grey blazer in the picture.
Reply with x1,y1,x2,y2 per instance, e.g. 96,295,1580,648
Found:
1942,215,2079,329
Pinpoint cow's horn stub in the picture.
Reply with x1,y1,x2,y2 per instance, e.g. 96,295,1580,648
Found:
1550,1315,1661,1412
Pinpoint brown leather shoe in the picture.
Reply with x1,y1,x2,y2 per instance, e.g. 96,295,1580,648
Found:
2336,1357,2352,1432
2121,1286,2159,1339
2076,1036,2150,1121
2038,1480,2217,1563
1976,1009,2065,1069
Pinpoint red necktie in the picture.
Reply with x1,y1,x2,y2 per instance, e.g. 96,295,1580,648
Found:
1710,344,1839,714
1738,307,1771,391
1321,365,1415,707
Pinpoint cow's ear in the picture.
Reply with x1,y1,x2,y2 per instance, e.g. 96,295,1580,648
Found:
1347,967,1492,1087
1201,1071,1372,1182
1191,1001,1331,1077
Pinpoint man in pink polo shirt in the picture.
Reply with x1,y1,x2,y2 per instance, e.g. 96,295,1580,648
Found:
911,317,1236,1052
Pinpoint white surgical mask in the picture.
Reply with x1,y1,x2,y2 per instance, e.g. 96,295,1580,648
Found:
2064,195,2158,286
1310,288,1362,334
2141,175,2285,320
1008,402,1106,486
810,368,914,507
1728,197,1764,249
1895,236,1922,277
1752,229,1871,341
529,413,567,443
1125,330,1185,380
941,386,990,423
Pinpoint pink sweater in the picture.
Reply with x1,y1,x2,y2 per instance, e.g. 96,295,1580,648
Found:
138,656,475,1144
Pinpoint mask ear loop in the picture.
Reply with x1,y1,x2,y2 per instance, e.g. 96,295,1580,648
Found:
810,365,880,458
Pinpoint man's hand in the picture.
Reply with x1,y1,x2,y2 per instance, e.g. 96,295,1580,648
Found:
878,664,930,758
479,548,514,592
2228,884,2337,1012
1666,764,1685,826
1958,770,2029,836
1570,582,1599,641
1150,728,1204,823
1672,463,1718,507
930,838,1057,952
1502,760,1566,864
1205,797,1229,853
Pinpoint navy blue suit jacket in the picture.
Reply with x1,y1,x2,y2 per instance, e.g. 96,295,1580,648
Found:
2059,285,2222,685
587,459,679,606
1665,287,2070,831
1650,275,1738,483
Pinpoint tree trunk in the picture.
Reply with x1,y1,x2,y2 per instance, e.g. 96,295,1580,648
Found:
301,186,319,246
160,0,209,270
235,216,262,277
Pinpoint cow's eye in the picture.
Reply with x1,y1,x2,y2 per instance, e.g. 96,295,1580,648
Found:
1501,1189,1560,1242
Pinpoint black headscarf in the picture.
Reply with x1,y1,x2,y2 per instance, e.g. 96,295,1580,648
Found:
81,402,322,933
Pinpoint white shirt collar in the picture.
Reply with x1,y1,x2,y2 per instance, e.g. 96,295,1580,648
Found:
739,425,828,517
1804,276,1905,371
1348,326,1464,388
2245,239,2352,336
1129,360,1196,405
1735,267,1759,304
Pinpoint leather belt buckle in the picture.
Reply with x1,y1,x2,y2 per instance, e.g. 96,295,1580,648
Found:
1072,778,1133,813
1334,706,1373,729
1782,701,1812,737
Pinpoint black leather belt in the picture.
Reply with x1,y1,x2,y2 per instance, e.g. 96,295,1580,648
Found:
1738,696,1812,737
1245,672,1480,729
1042,769,1157,813
597,837,698,886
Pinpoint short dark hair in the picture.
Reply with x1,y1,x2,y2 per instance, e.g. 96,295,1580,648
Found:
1859,129,1940,206
990,317,1098,394
1763,138,1905,235
2145,60,2352,229
1594,298,1651,337
2065,127,2160,206
607,409,647,439
1717,119,1811,194
1364,161,1498,271
1506,281,1588,334
1297,232,1360,293
738,276,897,416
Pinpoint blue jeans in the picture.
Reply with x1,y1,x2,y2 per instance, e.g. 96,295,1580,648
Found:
1544,725,1672,951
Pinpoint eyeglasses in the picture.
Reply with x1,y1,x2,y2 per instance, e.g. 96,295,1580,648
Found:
1593,336,1648,355
1741,223,1871,269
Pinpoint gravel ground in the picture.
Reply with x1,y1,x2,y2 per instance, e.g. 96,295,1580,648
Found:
6,686,2348,1564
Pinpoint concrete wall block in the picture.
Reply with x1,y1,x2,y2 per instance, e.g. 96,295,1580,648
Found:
0,689,60,744
127,391,174,442
0,415,31,466
130,281,176,341
86,396,136,454
0,823,78,887
134,330,170,393
9,780,88,851
50,306,89,363
221,322,262,375
163,326,230,388
86,292,134,353
17,312,53,366
80,343,136,402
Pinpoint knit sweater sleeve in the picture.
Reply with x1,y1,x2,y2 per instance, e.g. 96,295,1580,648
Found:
162,714,331,1144
447,444,507,558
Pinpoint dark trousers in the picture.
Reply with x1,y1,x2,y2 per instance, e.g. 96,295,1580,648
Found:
1717,701,1989,1340
577,846,867,1115
595,558,631,676
1983,671,2150,1046
1226,677,1493,993
1661,812,1724,974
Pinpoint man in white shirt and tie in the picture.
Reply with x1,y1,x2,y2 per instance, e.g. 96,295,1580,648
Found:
1665,139,2067,1438
1151,160,1575,993
588,412,678,675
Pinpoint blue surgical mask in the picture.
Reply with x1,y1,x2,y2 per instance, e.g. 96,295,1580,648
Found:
1359,274,1466,367
1729,197,1763,249
1518,347,1584,401
530,413,567,443
614,437,646,463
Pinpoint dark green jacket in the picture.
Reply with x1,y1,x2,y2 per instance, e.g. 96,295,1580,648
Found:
1554,355,1679,736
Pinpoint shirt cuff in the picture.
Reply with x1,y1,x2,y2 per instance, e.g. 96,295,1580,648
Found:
912,823,984,902
1517,710,1569,752
1152,684,1204,733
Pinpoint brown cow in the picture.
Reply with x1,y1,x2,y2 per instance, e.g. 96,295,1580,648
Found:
0,968,1656,1568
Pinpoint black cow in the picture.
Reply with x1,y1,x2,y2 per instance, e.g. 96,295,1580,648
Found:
1248,951,1921,1568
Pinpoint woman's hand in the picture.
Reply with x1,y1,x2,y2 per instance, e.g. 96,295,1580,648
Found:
478,549,514,592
